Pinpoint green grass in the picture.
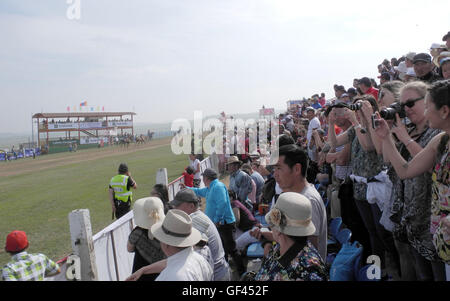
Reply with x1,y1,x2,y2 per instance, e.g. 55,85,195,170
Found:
0,144,188,268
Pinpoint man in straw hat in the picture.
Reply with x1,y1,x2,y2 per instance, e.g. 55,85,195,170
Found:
253,192,328,281
227,155,253,205
151,209,213,281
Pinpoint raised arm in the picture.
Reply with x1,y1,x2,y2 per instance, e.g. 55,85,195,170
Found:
375,114,442,179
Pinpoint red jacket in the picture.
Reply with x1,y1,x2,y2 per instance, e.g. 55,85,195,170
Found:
183,172,194,187
366,87,379,101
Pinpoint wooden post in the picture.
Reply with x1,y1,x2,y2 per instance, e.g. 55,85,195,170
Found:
68,209,98,281
156,168,168,186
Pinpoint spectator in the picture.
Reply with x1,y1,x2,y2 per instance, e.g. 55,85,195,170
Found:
347,88,358,101
405,52,416,68
306,107,322,163
253,192,328,281
266,144,328,261
182,166,195,188
151,209,213,281
169,188,231,281
435,52,450,80
374,79,450,275
413,53,442,83
404,68,417,82
151,184,170,214
227,156,253,204
328,96,400,278
188,153,201,187
184,168,246,276
311,97,322,110
319,93,326,107
227,189,259,254
430,43,448,66
335,85,346,100
2,231,60,281
109,163,137,219
127,197,166,281
359,77,379,101
379,72,391,85
244,163,266,205
443,31,450,50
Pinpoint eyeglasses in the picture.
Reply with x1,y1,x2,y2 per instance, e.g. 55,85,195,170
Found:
401,97,423,109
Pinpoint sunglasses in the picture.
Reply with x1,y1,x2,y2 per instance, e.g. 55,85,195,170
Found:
401,97,423,109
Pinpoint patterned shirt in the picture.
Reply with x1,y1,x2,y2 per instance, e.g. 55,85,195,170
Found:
347,126,384,200
254,241,328,281
128,227,166,268
2,251,59,281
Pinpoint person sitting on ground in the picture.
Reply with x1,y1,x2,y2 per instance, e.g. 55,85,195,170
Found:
127,197,166,281
2,231,61,281
253,192,328,281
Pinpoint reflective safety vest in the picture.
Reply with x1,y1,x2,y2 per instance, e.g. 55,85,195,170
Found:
110,174,132,203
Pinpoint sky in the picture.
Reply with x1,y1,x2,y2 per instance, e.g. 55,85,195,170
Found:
0,0,449,134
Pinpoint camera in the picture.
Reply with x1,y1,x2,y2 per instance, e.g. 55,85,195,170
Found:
379,102,406,120
349,102,362,111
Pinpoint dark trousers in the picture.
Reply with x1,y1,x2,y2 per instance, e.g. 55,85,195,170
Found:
409,246,446,281
217,223,246,275
114,200,131,219
354,199,400,271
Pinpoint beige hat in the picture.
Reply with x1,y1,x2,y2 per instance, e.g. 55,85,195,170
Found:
151,209,201,247
133,197,165,230
433,51,450,67
226,155,241,165
265,192,316,237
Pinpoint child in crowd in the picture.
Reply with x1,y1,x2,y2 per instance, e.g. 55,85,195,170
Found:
182,166,195,187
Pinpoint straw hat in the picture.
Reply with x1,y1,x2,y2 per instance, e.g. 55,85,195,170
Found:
151,209,201,247
433,51,450,67
265,192,316,237
226,155,241,165
133,197,165,230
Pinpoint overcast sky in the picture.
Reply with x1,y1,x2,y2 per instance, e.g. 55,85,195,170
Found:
0,0,449,134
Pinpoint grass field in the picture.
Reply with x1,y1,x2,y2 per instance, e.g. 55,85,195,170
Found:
0,139,189,269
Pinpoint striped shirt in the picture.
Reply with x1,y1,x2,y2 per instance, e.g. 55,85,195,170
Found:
2,251,59,281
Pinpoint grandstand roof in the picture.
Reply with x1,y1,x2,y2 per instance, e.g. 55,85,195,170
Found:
32,112,136,118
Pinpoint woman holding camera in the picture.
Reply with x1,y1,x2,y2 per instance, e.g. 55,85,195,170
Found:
328,95,400,278
375,80,450,280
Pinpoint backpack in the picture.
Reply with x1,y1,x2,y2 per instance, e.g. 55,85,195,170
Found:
329,241,363,281
261,177,276,205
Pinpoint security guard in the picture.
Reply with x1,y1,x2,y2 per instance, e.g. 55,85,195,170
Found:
109,163,137,219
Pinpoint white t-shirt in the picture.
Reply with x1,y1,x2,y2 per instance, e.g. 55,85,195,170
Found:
307,117,321,146
300,184,328,261
156,247,213,281
189,158,201,180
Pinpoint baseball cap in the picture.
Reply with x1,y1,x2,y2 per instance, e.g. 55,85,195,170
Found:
5,230,29,252
169,188,199,208
413,53,432,64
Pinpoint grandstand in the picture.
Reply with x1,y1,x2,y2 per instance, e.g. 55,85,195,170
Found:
32,112,136,154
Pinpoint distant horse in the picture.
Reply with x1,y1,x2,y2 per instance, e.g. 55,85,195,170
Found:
119,137,130,149
136,135,147,145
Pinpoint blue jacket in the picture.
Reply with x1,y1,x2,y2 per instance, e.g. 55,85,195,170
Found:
189,179,236,225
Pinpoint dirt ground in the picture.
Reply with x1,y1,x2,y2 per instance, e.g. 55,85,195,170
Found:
0,137,172,178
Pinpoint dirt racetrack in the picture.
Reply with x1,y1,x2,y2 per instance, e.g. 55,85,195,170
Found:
0,137,172,178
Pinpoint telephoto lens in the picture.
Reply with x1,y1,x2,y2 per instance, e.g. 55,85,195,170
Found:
380,102,406,120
